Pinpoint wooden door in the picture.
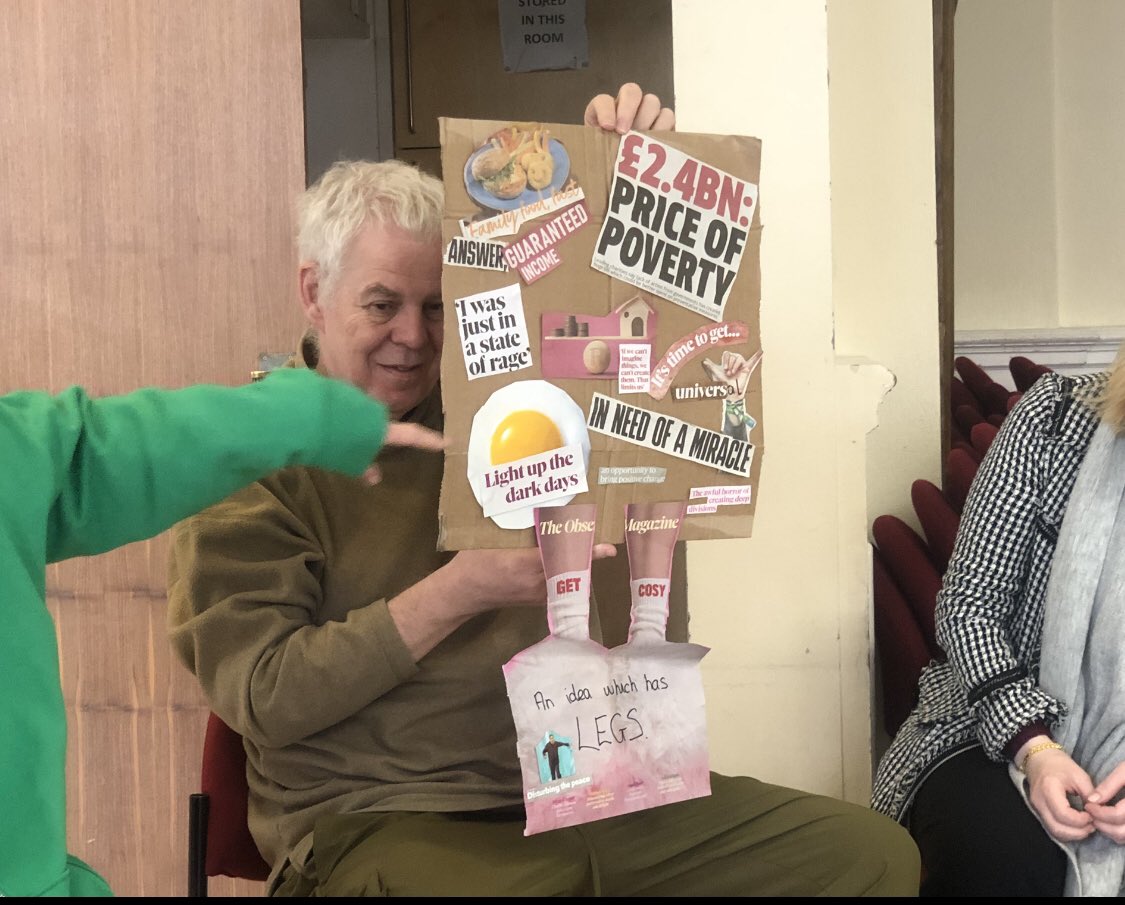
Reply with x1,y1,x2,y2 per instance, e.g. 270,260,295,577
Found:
934,0,956,476
390,0,676,164
0,0,306,895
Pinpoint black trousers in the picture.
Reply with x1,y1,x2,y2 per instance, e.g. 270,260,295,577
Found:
909,746,1067,896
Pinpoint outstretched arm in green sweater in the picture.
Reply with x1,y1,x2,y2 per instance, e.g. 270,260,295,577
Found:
0,367,442,898
14,369,390,562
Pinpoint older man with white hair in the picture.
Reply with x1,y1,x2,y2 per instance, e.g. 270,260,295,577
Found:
168,85,920,897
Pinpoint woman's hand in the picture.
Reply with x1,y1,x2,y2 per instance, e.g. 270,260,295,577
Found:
1083,763,1125,844
1022,741,1096,842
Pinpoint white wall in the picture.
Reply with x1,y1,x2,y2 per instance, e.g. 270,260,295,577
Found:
828,0,943,529
1053,1,1125,328
955,0,1057,331
956,0,1125,334
673,0,938,802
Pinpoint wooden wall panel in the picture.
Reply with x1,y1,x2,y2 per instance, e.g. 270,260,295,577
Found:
2,0,305,895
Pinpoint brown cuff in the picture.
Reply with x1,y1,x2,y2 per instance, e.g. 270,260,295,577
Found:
1004,721,1051,762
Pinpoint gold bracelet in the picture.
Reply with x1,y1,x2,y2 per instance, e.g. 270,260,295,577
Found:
1019,741,1064,773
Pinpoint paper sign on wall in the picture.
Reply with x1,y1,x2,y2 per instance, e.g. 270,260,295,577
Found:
497,0,589,73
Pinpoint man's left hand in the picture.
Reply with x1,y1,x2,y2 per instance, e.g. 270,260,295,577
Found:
584,82,675,134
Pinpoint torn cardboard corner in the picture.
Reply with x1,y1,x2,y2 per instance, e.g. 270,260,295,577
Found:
437,116,764,551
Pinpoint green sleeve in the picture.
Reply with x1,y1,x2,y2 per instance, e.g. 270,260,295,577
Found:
38,369,387,562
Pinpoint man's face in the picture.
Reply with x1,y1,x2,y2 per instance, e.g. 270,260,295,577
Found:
302,220,443,419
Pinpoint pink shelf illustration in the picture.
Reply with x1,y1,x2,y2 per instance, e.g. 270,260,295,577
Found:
541,296,656,379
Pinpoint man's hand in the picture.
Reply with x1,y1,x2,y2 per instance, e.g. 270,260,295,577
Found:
453,548,549,608
383,421,446,451
450,544,618,612
584,82,675,134
362,422,446,484
388,544,616,661
1022,742,1096,843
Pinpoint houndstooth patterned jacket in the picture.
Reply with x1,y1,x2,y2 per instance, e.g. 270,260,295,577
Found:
872,370,1106,822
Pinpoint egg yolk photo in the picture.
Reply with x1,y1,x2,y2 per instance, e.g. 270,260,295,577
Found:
490,410,564,465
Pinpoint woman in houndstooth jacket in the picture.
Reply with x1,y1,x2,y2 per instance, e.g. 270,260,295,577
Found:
873,350,1125,897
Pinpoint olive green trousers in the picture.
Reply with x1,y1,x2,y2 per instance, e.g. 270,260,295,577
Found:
274,773,920,897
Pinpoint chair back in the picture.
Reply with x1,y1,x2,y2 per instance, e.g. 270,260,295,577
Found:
944,447,981,514
955,356,1016,419
872,550,934,735
200,712,271,882
969,421,999,458
910,479,959,573
1009,355,1052,393
872,515,943,658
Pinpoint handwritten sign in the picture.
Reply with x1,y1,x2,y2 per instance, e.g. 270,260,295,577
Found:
512,653,710,830
586,393,754,478
591,133,757,322
504,503,711,836
454,283,532,380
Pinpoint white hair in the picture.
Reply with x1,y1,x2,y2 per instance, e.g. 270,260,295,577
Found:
297,159,444,298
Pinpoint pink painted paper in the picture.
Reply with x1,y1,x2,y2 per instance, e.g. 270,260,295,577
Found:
502,502,711,836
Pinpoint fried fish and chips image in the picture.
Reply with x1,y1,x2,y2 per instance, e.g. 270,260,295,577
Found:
464,121,570,210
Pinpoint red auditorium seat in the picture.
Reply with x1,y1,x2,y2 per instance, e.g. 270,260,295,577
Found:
872,515,944,657
872,550,936,736
954,403,985,437
950,375,981,418
911,479,960,573
955,356,1016,420
1009,355,1052,393
944,447,981,514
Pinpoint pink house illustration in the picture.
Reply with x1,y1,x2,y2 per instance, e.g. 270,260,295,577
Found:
540,295,657,379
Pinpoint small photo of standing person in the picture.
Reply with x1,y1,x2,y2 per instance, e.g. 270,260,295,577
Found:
537,732,575,783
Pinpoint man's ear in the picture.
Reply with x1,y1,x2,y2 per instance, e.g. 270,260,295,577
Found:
299,262,325,330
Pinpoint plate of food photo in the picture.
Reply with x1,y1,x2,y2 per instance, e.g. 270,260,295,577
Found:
463,122,571,212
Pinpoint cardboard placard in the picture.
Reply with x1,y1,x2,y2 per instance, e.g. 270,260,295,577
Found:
438,117,763,549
